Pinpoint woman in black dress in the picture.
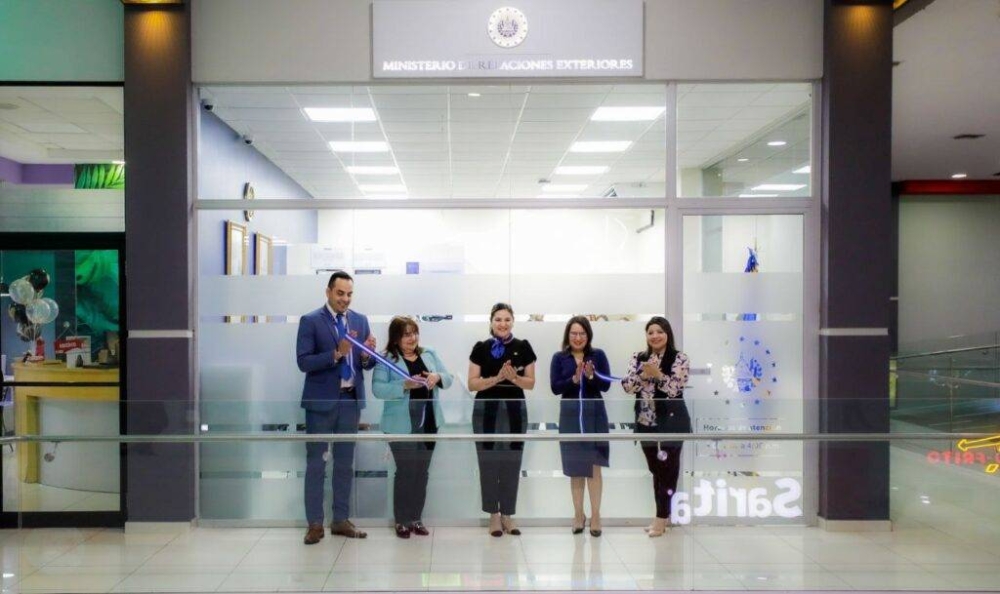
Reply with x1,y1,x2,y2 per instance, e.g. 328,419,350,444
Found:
467,302,536,537
621,316,690,537
550,316,611,537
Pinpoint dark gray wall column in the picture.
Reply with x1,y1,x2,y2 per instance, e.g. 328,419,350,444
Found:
124,4,196,522
819,0,893,522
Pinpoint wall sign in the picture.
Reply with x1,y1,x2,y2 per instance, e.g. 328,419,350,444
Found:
373,0,643,79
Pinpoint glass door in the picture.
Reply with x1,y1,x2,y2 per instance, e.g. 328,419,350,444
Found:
0,233,125,527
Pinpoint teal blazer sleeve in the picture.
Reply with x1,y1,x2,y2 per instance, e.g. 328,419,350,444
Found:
372,356,407,401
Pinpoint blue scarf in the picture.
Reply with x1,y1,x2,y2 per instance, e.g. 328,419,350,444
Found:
490,334,515,359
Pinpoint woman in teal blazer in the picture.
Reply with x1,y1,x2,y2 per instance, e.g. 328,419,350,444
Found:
372,316,453,538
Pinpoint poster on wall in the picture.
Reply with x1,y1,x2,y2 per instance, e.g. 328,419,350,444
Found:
225,221,249,323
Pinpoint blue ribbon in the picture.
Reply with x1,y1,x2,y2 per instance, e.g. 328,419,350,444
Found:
593,370,623,382
342,333,428,386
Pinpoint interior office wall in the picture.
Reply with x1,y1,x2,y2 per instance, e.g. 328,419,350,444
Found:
191,0,822,83
898,194,1000,346
196,109,316,277
0,0,123,81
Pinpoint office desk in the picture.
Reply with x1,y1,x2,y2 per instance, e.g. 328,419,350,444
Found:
13,361,119,483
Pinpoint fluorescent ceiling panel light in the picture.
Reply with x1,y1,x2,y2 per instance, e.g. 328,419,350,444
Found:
590,106,666,121
751,184,806,192
359,184,406,193
329,141,389,153
737,158,750,162
542,184,588,192
738,193,779,198
570,141,632,153
304,107,376,122
767,140,787,147
346,166,399,175
951,173,967,179
793,165,811,174
554,166,609,175
467,92,481,98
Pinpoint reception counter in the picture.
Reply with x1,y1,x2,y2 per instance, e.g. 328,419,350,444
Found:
13,361,119,484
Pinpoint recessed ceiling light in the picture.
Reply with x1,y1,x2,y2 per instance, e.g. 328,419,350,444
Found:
554,166,609,175
467,92,481,98
590,106,666,122
359,184,406,193
737,158,750,162
767,140,787,147
304,107,376,122
793,165,811,174
738,193,779,198
751,184,806,192
570,141,632,153
329,141,389,153
346,166,399,175
542,184,589,192
951,173,967,179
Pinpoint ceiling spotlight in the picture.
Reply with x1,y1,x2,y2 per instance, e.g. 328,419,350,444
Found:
304,107,376,122
329,141,388,153
570,141,632,153
951,173,967,179
767,140,787,147
590,106,666,122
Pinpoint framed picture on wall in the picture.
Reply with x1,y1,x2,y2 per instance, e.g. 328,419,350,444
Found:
254,233,273,276
226,221,249,276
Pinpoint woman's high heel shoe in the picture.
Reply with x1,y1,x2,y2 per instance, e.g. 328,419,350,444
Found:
500,515,521,536
572,515,586,535
589,516,602,537
489,513,503,537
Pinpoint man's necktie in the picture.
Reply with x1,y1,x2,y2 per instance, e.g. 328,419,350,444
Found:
336,313,353,381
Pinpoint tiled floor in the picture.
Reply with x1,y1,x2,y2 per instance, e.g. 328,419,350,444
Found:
0,446,997,593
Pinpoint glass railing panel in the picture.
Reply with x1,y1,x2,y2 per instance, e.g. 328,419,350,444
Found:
2,430,1000,591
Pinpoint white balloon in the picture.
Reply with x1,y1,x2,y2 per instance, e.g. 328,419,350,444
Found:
9,278,35,305
39,298,59,324
25,299,51,325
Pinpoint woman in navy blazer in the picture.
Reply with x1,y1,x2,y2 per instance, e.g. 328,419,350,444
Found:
372,316,453,539
549,316,611,537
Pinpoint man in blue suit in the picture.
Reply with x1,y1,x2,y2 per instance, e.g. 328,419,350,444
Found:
297,271,376,544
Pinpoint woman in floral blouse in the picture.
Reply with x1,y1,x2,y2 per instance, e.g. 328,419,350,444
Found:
621,316,690,537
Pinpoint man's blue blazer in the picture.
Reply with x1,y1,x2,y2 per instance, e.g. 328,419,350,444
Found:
296,306,375,411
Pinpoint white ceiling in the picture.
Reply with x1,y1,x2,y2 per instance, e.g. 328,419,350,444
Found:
203,83,810,199
0,87,124,164
892,0,1000,180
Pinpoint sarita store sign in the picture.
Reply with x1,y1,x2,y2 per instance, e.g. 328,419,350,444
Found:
372,0,643,79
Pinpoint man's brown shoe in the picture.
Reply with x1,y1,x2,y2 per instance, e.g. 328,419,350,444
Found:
303,523,325,545
330,519,367,539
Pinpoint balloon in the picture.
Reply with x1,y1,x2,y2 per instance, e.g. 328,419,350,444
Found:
8,303,29,325
26,299,51,325
28,269,49,291
8,278,35,304
39,298,59,324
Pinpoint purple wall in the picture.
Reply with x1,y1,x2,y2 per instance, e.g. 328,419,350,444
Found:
197,110,316,276
0,156,74,185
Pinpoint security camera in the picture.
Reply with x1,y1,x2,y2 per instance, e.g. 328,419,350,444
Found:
201,98,215,111
242,134,254,146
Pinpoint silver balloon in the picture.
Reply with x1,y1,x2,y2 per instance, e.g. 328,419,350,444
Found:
25,299,51,325
39,297,59,324
9,278,35,305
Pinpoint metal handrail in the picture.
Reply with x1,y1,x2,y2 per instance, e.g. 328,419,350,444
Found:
893,343,1000,361
0,431,991,445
